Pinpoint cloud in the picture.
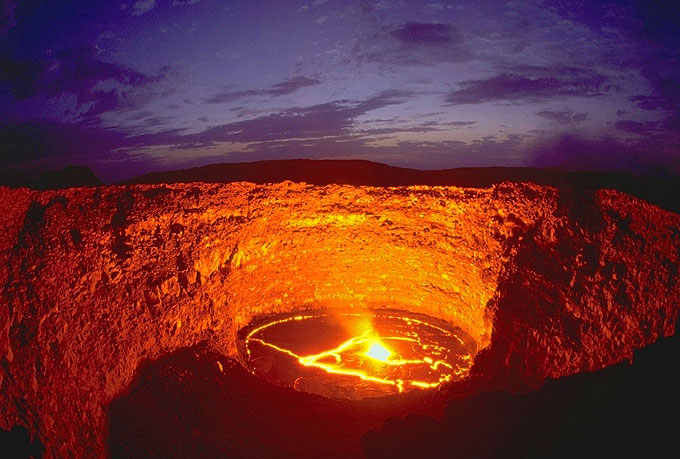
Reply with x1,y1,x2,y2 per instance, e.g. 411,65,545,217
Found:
536,109,588,125
390,22,455,44
125,115,177,134
424,3,446,11
127,110,155,121
313,0,328,5
445,72,609,105
0,0,16,38
0,47,164,99
630,71,680,132
0,46,174,120
619,1,680,47
353,21,470,66
133,90,412,147
614,120,661,136
204,75,321,104
131,0,156,16
630,74,680,111
358,0,392,15
172,0,199,5
315,15,329,25
268,75,321,96
444,121,477,127
350,119,460,136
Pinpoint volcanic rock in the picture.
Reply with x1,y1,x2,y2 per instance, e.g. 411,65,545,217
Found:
0,180,678,457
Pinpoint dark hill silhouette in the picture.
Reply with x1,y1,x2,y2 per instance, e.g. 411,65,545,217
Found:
0,165,103,190
122,159,680,214
37,165,103,190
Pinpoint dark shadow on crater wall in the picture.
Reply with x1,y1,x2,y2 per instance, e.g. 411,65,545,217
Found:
362,315,680,459
107,344,448,458
0,425,44,459
107,320,680,458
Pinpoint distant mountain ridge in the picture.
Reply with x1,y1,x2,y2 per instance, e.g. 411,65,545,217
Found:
1,159,675,214
122,159,680,214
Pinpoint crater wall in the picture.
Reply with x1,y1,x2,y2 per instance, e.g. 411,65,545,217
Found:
474,185,680,388
0,181,678,457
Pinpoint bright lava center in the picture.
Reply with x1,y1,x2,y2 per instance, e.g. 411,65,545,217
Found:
366,340,392,362
243,310,476,399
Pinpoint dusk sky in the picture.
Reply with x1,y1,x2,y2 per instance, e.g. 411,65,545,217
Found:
1,0,679,182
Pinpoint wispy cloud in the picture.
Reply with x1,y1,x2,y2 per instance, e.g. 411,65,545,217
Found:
390,22,455,44
614,120,660,136
424,3,446,11
135,90,413,147
536,109,588,125
630,71,680,132
0,45,174,120
446,72,609,105
204,75,321,104
354,21,471,66
131,0,156,16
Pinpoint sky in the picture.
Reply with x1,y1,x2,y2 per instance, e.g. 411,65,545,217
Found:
1,0,679,183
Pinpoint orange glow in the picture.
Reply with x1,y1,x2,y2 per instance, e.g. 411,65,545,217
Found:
244,311,473,397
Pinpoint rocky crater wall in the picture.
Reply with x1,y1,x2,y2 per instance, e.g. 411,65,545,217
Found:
0,181,678,457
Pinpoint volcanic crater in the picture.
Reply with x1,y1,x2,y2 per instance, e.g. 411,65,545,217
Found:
1,179,679,457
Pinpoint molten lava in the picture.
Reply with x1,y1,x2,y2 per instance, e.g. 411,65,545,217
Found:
366,341,391,362
243,311,475,398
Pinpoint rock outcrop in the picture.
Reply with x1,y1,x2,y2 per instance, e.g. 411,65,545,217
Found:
473,184,680,388
0,181,678,457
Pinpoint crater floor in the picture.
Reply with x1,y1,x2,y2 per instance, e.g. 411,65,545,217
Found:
243,309,476,399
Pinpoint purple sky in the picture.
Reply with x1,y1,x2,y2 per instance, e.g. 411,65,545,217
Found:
1,0,679,182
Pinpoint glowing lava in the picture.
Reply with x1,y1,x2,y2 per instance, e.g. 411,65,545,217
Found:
243,311,476,399
366,341,391,362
